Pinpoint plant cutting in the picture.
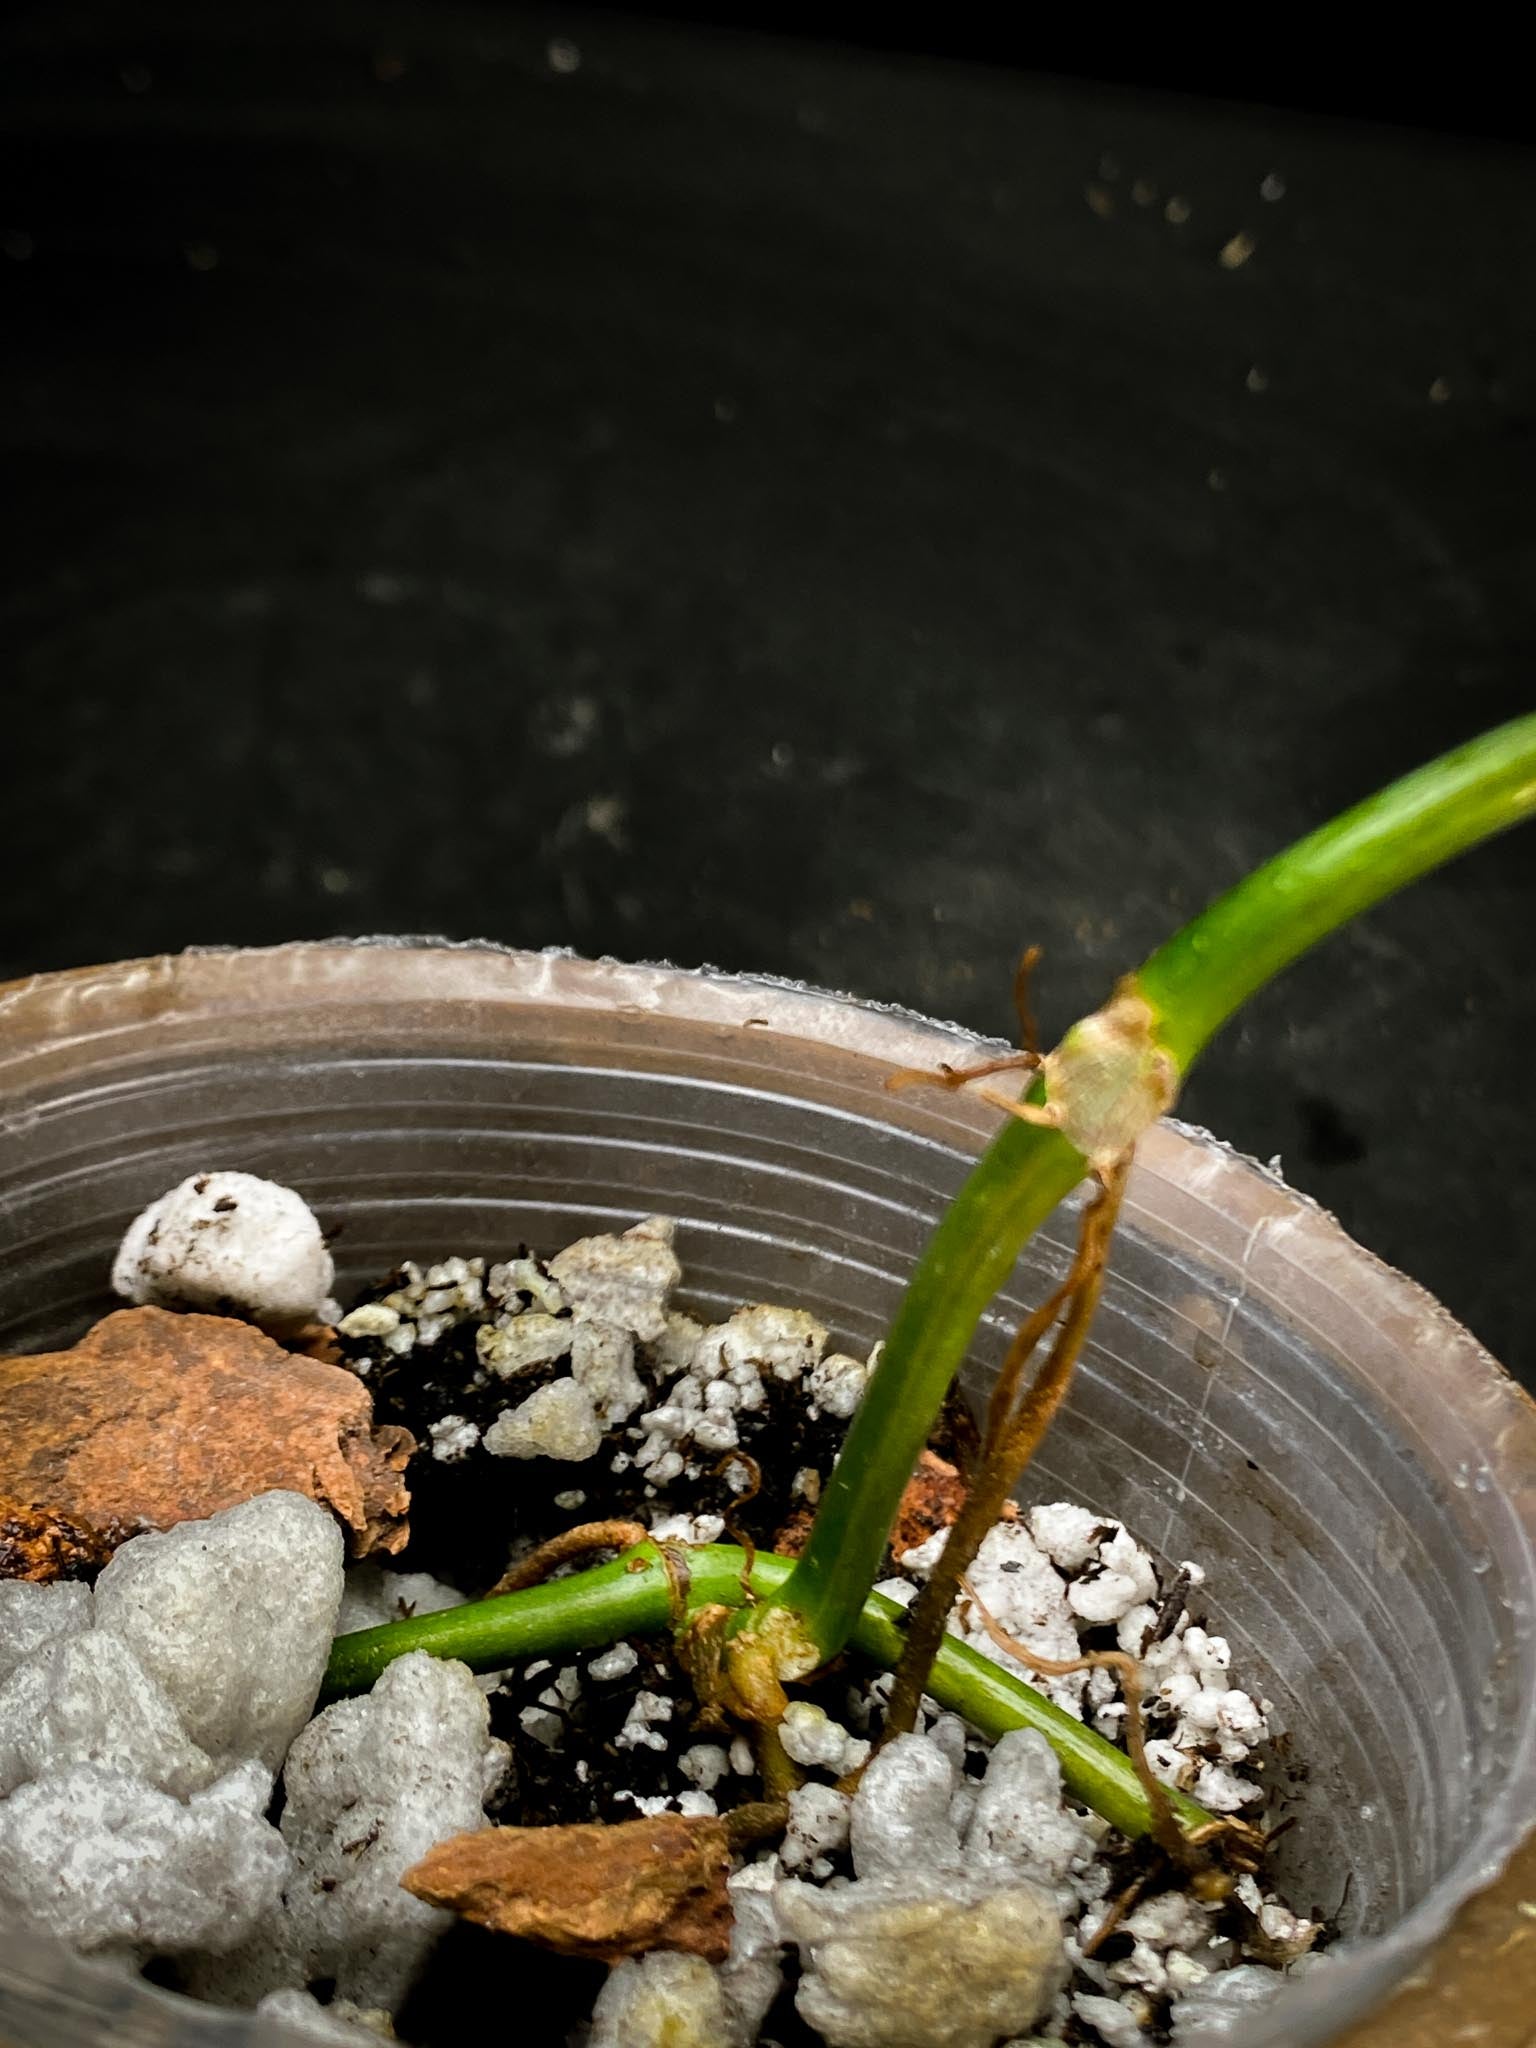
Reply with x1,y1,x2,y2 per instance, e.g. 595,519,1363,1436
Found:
328,711,1536,1748
0,714,1532,2048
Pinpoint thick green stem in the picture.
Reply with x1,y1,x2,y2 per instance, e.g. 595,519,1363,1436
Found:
761,714,1536,1665
759,1112,1087,1668
322,1543,1211,1844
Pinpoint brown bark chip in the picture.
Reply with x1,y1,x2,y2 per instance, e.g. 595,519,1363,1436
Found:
889,1449,1017,1560
0,1308,412,1572
401,1814,735,1963
0,1496,117,1581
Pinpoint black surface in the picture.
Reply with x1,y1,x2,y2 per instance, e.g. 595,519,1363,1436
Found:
2,4,1533,1380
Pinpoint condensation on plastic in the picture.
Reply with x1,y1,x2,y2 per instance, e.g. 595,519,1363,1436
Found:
0,942,1532,2048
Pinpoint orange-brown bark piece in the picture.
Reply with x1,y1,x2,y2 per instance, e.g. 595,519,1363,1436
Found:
772,1448,1022,1564
889,1449,1019,1560
284,1320,344,1367
0,1307,412,1572
0,1496,118,1582
401,1814,734,1963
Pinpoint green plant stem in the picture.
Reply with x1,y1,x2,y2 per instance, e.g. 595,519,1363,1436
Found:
321,1543,1211,1844
1138,713,1536,1070
762,714,1536,1665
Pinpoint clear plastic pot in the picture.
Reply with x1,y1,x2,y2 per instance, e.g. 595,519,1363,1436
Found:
1,942,1532,2048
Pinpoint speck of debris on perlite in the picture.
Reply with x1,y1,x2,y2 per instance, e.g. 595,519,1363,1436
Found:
111,1171,335,1328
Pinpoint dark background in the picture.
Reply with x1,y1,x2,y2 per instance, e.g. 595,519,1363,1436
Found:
3,4,1533,1379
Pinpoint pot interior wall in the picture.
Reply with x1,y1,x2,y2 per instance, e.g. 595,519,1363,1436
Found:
1,948,1530,2048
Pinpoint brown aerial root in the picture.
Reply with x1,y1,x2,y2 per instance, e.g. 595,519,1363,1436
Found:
881,1160,1129,1742
712,1449,763,1600
486,1519,650,1598
1078,1868,1153,1960
887,946,1046,1106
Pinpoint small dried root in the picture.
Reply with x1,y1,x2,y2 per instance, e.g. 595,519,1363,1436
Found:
959,1576,1181,1860
487,1520,650,1598
887,947,1047,1107
962,1577,1265,1893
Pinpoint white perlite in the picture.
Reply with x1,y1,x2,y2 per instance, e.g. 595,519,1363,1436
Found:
571,1317,648,1427
111,1171,334,1326
94,1491,344,1772
193,1652,507,2011
779,1873,1065,2048
548,1216,681,1342
965,1729,1097,1895
335,1565,466,1638
476,1311,572,1378
779,1701,871,1779
591,1871,785,2048
0,1760,285,1956
428,1414,481,1462
780,1783,852,1874
806,1349,876,1420
590,1950,737,2048
484,1377,605,1462
776,1729,1097,2046
0,1628,217,1799
255,1990,393,2046
0,1579,94,1682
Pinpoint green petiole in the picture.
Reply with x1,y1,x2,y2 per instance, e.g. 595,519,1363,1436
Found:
322,1541,1211,1844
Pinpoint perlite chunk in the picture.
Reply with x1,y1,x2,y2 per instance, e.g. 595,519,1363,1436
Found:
192,1652,508,2012
254,1990,395,2046
779,1871,1065,2048
93,1491,343,1772
0,1760,285,1955
589,1950,737,2048
547,1217,681,1342
848,1731,962,1880
0,1628,216,1798
111,1171,334,1327
484,1379,604,1462
0,1578,94,1681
